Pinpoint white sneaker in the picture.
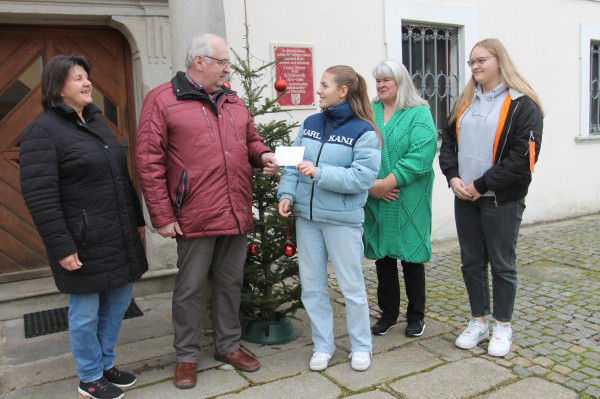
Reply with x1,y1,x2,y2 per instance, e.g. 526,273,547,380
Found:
488,323,513,357
455,319,489,349
309,352,331,371
349,351,371,371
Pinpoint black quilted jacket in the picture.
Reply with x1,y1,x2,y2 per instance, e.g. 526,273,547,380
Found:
19,103,148,294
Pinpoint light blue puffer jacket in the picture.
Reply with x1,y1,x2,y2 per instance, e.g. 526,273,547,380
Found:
277,101,381,227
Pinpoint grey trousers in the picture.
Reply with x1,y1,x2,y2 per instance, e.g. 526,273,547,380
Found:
172,234,248,362
454,197,525,322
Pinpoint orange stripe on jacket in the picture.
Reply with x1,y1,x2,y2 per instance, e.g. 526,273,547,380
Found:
456,94,512,165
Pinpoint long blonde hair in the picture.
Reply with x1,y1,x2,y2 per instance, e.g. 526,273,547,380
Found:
325,65,383,144
449,38,544,123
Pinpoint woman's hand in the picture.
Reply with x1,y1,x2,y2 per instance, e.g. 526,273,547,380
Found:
368,175,400,203
368,179,400,203
59,253,83,271
450,177,474,200
296,161,317,178
138,226,146,242
465,183,482,201
278,198,293,217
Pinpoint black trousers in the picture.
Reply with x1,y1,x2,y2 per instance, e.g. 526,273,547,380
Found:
375,256,425,322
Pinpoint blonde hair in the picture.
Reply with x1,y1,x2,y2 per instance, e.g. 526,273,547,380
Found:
325,65,383,144
449,38,545,123
372,59,429,110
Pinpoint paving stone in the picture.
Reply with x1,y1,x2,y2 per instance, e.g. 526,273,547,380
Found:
584,385,600,398
564,379,589,391
513,366,533,377
511,357,532,368
526,365,549,375
126,369,249,398
547,372,569,384
218,372,342,399
533,356,555,368
244,345,345,384
418,337,472,362
478,377,578,399
567,371,588,381
389,358,514,399
343,391,396,399
326,346,442,391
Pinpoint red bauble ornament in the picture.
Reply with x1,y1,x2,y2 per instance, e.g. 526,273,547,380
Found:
274,78,287,92
247,244,257,255
223,81,231,89
283,242,296,257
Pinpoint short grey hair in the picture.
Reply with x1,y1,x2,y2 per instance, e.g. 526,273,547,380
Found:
185,34,226,69
372,59,429,110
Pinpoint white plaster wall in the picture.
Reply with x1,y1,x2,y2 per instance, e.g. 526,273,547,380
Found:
2,0,599,249
224,0,600,241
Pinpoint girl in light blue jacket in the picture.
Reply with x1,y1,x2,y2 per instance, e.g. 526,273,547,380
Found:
278,65,382,372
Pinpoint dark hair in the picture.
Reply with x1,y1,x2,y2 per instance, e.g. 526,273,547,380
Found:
42,55,92,110
325,65,382,144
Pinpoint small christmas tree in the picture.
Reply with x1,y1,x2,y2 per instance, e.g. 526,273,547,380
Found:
230,8,302,326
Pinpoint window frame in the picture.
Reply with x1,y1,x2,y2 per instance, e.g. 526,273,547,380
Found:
579,23,600,143
384,0,478,136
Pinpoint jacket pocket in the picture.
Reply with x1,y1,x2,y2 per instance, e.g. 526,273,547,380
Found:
80,210,89,246
175,170,188,214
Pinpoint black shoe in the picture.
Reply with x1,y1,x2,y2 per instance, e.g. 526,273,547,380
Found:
405,319,426,337
78,377,124,399
103,366,137,387
371,318,397,335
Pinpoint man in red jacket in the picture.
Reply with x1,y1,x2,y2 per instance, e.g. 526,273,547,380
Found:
136,33,278,389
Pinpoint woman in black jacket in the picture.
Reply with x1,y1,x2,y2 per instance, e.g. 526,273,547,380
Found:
19,55,148,399
439,38,543,358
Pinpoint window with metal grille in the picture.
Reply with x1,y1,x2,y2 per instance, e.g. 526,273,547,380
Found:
402,24,460,138
591,41,600,135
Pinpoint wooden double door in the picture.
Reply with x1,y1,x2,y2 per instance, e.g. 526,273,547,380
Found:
0,26,138,283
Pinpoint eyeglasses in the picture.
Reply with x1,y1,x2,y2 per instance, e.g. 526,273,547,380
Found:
467,56,497,68
204,55,231,68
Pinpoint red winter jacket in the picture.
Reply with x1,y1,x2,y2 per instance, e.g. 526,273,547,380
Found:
136,72,270,238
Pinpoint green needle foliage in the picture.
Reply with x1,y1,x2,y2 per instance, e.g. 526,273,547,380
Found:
231,18,302,323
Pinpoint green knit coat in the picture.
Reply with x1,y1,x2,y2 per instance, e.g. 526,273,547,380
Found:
363,102,438,263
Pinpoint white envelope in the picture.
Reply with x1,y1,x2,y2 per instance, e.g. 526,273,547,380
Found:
274,146,305,166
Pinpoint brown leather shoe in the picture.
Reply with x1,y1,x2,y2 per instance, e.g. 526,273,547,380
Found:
214,348,260,372
173,362,197,389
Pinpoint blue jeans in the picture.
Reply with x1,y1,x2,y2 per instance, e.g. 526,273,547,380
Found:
454,197,525,322
296,217,372,354
68,283,133,382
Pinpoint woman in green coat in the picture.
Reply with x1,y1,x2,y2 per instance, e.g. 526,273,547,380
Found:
363,60,438,337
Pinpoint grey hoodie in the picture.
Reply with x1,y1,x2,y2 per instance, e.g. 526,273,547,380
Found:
457,83,511,196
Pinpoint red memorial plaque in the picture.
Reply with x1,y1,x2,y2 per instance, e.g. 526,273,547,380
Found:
273,45,315,108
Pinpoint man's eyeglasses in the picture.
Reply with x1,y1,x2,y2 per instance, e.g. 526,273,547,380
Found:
204,55,231,67
467,56,496,68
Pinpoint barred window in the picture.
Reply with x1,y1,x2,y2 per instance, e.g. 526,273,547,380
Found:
591,41,600,135
402,24,460,137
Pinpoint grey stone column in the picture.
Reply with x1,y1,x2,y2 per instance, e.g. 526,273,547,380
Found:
168,0,227,73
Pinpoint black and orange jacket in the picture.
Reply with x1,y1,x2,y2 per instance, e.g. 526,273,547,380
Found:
439,92,543,204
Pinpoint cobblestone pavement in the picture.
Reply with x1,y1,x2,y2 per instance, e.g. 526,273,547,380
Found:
2,214,599,398
360,214,600,398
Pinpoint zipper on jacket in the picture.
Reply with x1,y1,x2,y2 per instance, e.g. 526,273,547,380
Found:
81,210,88,246
175,170,188,214
202,107,216,142
497,102,519,161
309,120,335,220
225,107,238,140
493,100,520,208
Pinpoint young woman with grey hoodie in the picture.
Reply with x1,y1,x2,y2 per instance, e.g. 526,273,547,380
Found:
439,38,544,357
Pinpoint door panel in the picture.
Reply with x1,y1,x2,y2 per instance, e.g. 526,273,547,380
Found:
0,26,137,283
